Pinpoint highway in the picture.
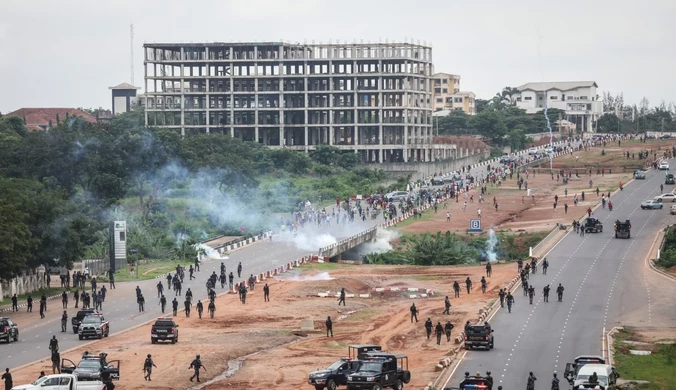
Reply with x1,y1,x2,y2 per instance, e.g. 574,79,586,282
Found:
0,143,580,372
445,161,676,389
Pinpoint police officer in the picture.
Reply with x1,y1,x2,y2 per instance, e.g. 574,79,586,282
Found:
543,285,550,303
156,281,164,298
528,285,535,304
551,372,560,390
27,295,33,312
237,262,242,278
480,276,487,293
485,371,493,387
485,262,492,277
208,300,216,319
184,298,192,318
523,279,529,296
2,368,13,390
498,288,506,307
208,288,216,302
424,318,433,339
453,281,461,298
542,258,549,275
159,295,167,313
61,311,68,332
172,298,179,316
444,321,454,342
589,371,598,384
189,355,206,382
61,291,68,309
228,272,234,288
196,300,204,319
51,350,61,374
189,265,195,280
219,273,226,289
338,288,346,306
443,296,451,315
220,262,226,274
194,256,200,272
410,303,418,323
527,372,537,390
185,288,193,303
556,283,565,302
142,354,157,381
138,294,145,312
325,316,333,337
248,274,255,291
465,277,472,294
49,335,59,353
506,292,515,313
241,286,247,304
39,299,46,319
263,283,270,302
435,322,444,345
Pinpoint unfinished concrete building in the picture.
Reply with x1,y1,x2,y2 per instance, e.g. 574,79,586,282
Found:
143,41,435,162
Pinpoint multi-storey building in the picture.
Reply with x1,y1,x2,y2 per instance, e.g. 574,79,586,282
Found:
431,73,476,115
143,41,436,163
514,81,602,133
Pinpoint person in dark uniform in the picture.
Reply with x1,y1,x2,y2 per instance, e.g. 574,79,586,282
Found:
228,272,234,288
485,371,493,387
194,256,200,272
143,354,157,381
51,350,61,374
543,285,550,303
465,277,472,294
527,372,537,390
241,287,247,304
189,355,206,382
138,294,145,312
480,277,487,293
49,335,59,353
159,295,167,313
485,262,492,277
196,300,203,319
337,288,346,306
11,295,18,312
589,371,598,384
528,285,535,304
498,288,506,307
435,322,444,345
263,284,270,302
27,295,33,312
189,265,195,280
443,296,451,315
219,273,226,289
39,299,45,319
108,268,115,289
325,316,333,337
424,318,433,339
237,262,242,278
172,298,179,316
556,283,564,302
208,300,216,319
551,373,560,390
453,281,461,298
248,274,255,291
156,281,164,298
410,303,418,322
523,279,529,296
61,311,68,332
444,321,454,342
2,368,13,390
542,258,549,275
506,292,515,313
184,298,192,318
103,376,115,390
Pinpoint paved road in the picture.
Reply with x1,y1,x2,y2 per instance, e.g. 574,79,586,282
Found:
0,143,583,371
446,161,676,389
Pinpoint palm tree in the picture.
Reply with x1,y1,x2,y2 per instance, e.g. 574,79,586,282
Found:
501,87,520,106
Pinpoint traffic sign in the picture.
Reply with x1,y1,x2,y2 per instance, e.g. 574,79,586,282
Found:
469,219,482,233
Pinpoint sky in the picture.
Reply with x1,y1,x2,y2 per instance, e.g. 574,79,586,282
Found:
0,0,675,114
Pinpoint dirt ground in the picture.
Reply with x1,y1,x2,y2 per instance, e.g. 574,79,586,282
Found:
9,263,516,390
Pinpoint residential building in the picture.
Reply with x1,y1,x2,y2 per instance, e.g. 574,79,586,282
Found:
143,41,437,163
4,108,96,131
431,73,476,115
514,81,603,133
110,83,141,115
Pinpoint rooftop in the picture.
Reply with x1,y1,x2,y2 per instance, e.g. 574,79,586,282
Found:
517,81,598,92
109,82,140,90
144,41,431,49
432,72,461,78
5,108,97,131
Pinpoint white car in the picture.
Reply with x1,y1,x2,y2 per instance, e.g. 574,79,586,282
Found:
659,162,670,170
655,193,676,202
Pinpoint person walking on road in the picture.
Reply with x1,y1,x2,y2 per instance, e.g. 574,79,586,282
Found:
172,298,179,316
543,285,550,303
10,295,17,312
27,295,33,312
184,298,192,318
325,316,333,337
2,368,12,390
159,295,167,313
542,258,549,275
551,373,560,390
338,288,346,306
196,300,203,319
61,311,68,332
527,372,537,390
556,284,564,302
61,291,68,309
237,262,242,278
51,350,61,374
143,354,157,381
435,322,444,345
506,292,515,313
528,285,535,304
498,289,506,308
443,296,451,315
138,294,145,312
189,355,206,383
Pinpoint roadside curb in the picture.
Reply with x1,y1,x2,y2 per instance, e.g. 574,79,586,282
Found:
0,292,63,313
645,227,676,281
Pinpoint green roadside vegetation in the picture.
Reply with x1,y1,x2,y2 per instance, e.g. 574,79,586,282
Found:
612,328,676,390
0,287,69,306
94,259,197,283
656,225,676,270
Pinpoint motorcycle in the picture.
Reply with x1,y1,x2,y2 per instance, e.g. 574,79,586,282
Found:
608,202,613,211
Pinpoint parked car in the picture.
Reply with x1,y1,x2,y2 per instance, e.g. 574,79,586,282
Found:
386,191,409,202
659,161,670,170
671,205,676,215
9,373,105,390
640,199,664,210
655,193,676,202
0,317,19,343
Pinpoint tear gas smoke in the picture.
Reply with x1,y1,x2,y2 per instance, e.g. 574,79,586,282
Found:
353,229,399,258
485,228,498,262
278,232,338,251
286,271,334,281
195,243,229,260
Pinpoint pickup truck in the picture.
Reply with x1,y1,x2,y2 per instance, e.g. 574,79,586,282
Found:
584,218,603,233
347,352,411,390
443,374,494,390
308,359,361,390
151,317,179,344
71,309,99,334
463,323,494,350
78,314,109,340
614,220,631,239
10,373,105,390
563,355,619,389
61,353,120,381
0,317,19,343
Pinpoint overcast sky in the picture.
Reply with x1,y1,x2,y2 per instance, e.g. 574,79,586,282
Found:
1,0,674,113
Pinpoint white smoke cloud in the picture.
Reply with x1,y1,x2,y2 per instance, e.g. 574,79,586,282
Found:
286,271,334,281
353,228,399,258
485,228,498,262
278,231,338,251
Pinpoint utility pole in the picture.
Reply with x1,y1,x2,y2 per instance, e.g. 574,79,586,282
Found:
130,24,135,85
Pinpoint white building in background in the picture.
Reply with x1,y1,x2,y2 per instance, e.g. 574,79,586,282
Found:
514,81,603,134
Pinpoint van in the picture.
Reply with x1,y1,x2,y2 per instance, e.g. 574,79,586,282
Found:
573,364,620,388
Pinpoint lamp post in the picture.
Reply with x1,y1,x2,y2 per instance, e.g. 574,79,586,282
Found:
129,249,138,279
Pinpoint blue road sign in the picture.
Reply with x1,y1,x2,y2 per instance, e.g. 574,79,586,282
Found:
469,219,482,233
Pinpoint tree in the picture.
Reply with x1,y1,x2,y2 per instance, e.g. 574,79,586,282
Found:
470,110,508,145
311,145,341,166
500,87,520,106
475,99,490,113
597,113,621,133
507,128,528,151
437,110,472,135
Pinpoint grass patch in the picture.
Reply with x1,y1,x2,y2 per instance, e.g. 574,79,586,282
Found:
346,309,377,322
410,275,443,281
613,328,676,390
0,287,70,306
321,340,349,349
97,259,194,283
392,209,435,229
301,262,340,271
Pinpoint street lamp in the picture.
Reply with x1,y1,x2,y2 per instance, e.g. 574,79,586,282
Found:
129,249,138,279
